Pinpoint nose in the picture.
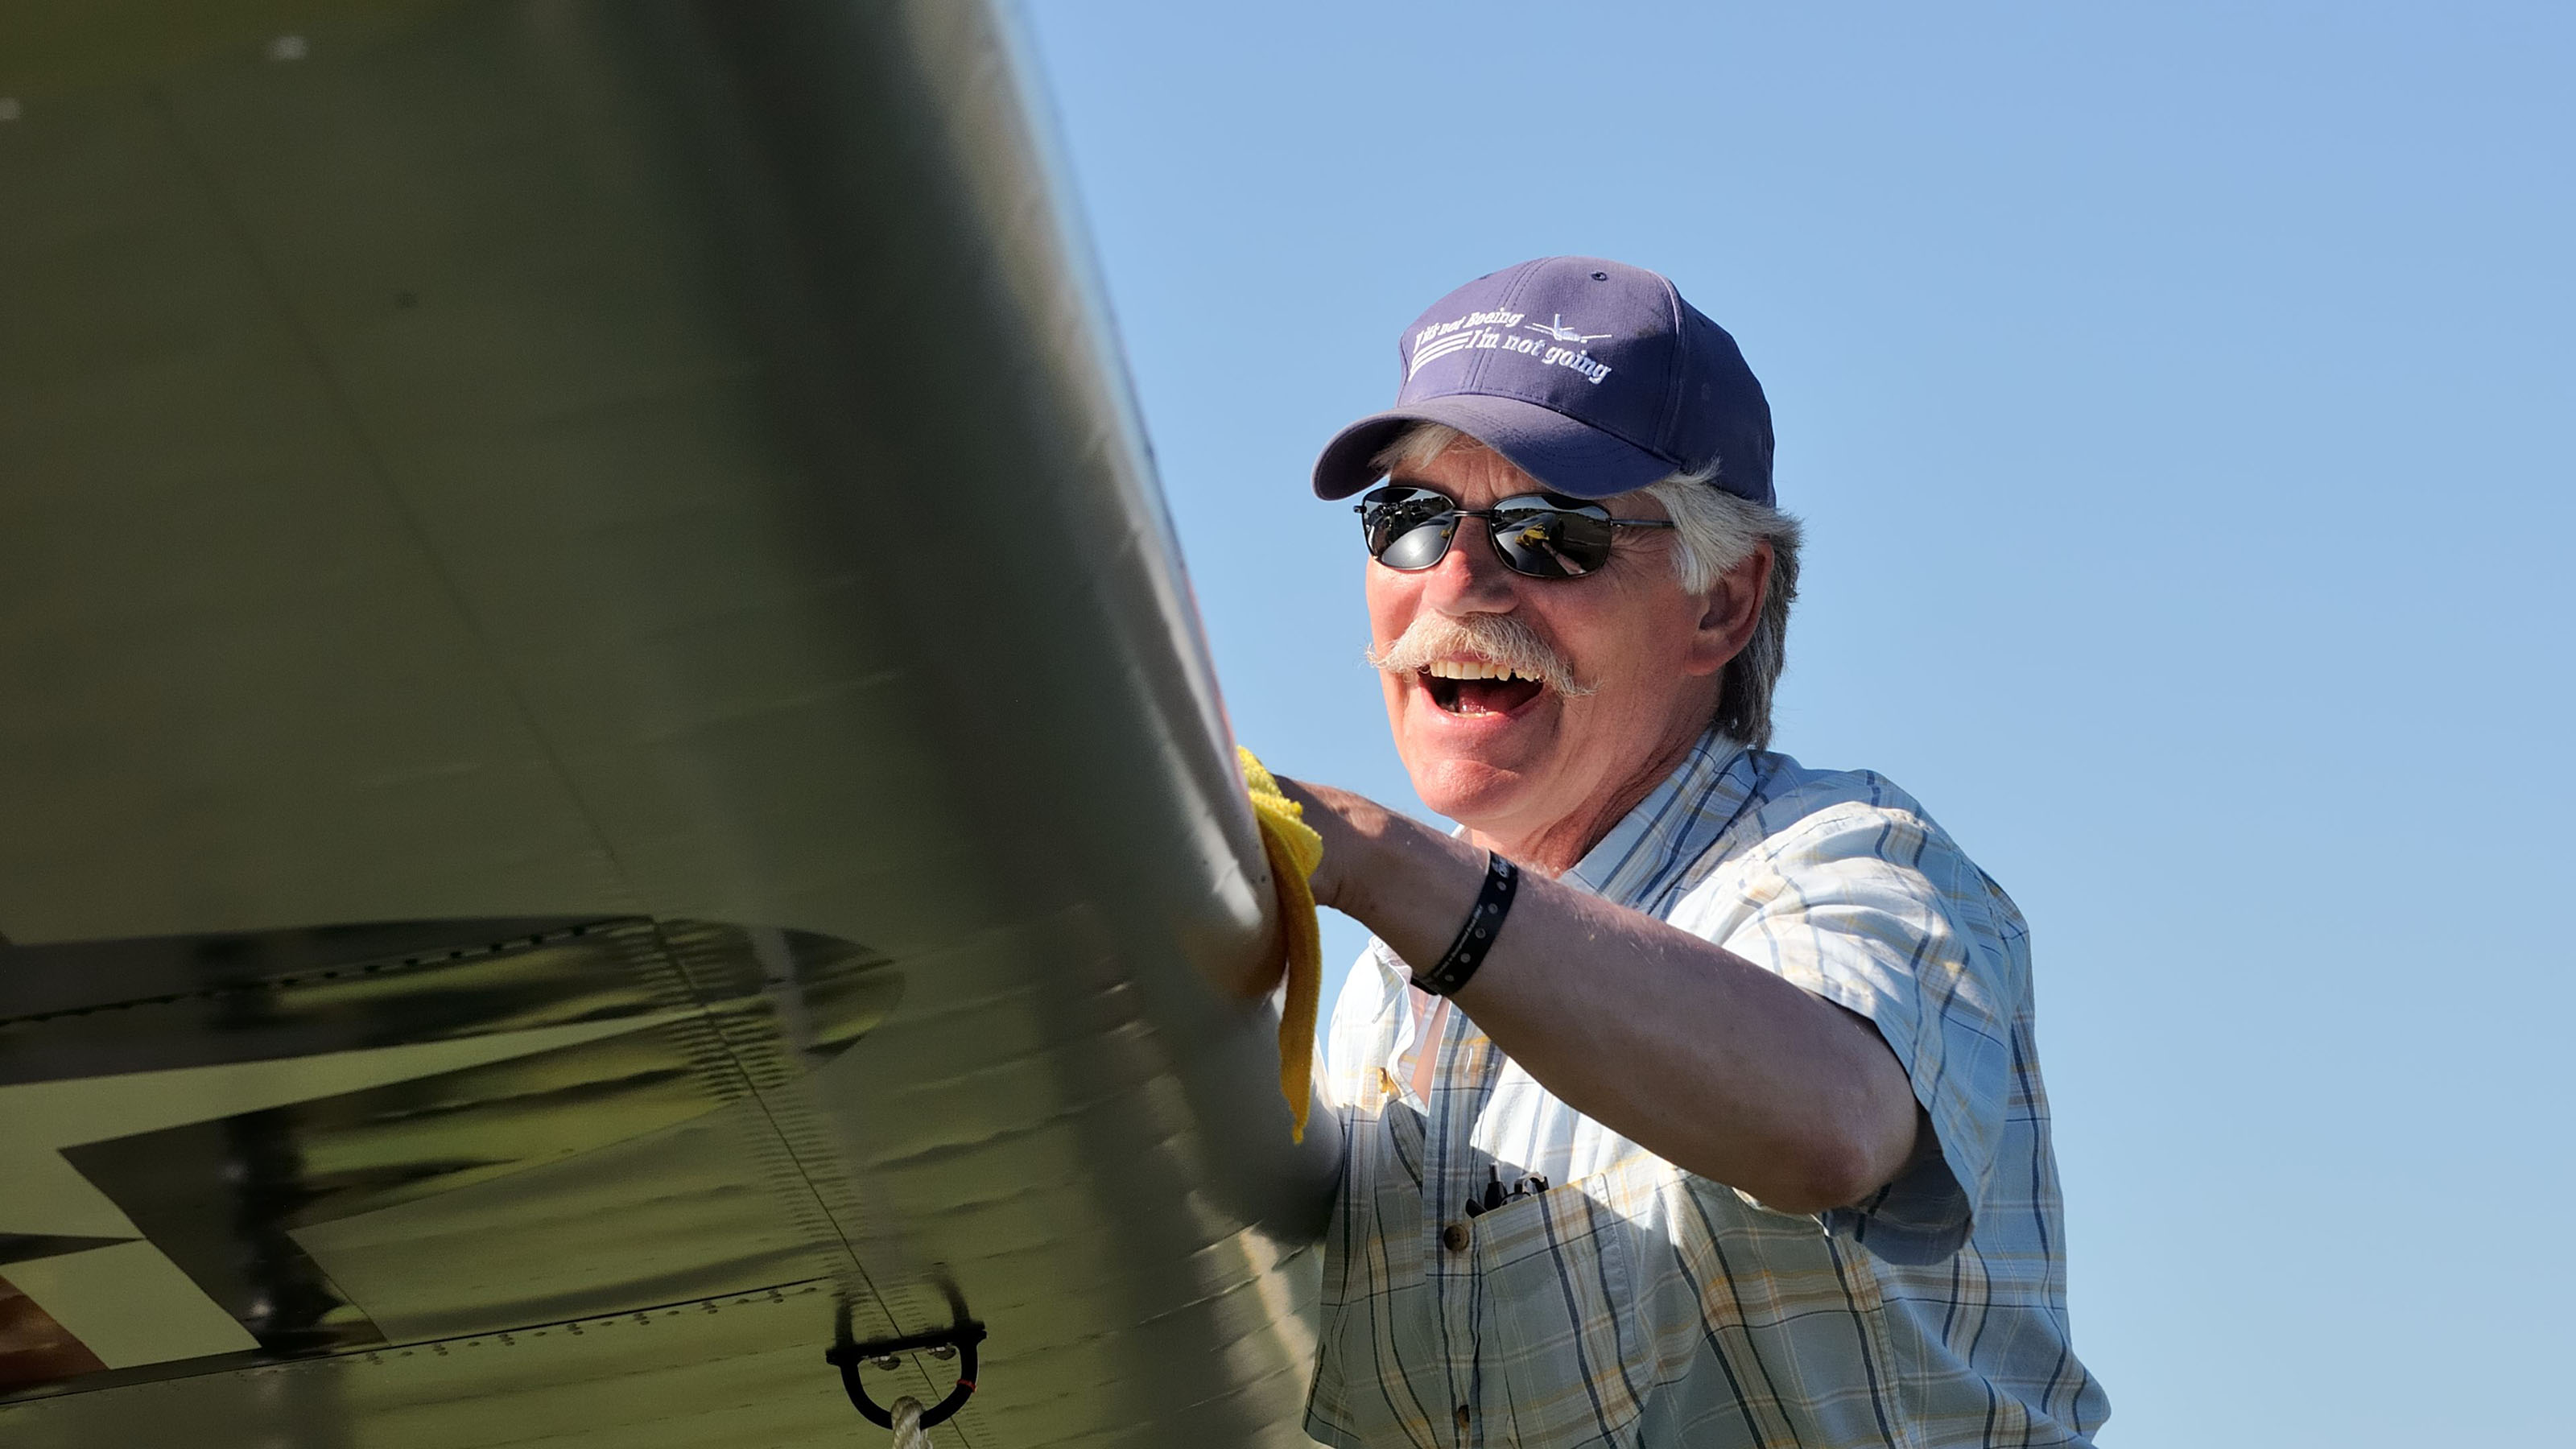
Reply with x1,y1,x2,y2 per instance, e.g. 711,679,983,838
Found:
1418,517,1523,617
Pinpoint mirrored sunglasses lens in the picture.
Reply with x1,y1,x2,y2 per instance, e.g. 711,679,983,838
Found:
1363,489,1457,569
1377,518,1455,570
1491,505,1614,577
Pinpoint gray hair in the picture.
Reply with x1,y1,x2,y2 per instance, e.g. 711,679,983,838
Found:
1371,423,1803,750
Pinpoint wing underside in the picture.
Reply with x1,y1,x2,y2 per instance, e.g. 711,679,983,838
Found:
0,3,1333,1445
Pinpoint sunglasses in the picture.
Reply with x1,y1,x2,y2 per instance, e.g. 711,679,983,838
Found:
1356,484,1675,579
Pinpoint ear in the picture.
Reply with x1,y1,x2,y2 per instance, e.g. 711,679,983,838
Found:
1681,542,1771,677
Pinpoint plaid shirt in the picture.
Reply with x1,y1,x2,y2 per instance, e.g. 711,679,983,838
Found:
1305,733,2108,1448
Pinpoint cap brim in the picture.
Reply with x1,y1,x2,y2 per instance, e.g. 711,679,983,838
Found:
1311,394,1678,501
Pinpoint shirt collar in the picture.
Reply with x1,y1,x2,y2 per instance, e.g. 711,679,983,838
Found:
1365,729,1756,994
1563,729,1757,909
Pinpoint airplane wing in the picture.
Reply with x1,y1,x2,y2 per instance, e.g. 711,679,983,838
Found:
0,2,1338,1445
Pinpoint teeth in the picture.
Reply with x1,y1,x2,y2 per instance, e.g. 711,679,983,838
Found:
1426,659,1527,683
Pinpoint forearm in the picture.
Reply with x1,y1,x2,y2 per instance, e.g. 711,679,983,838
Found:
1314,786,1921,1212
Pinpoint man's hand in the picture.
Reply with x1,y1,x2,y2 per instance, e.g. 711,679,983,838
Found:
1269,774,1926,1216
1267,776,1404,920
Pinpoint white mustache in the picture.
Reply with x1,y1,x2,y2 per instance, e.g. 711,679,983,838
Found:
1365,613,1594,697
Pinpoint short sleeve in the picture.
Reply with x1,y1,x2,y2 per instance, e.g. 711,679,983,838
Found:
1673,801,2024,1264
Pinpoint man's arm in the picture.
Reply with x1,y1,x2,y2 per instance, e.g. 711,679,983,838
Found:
1276,777,1923,1215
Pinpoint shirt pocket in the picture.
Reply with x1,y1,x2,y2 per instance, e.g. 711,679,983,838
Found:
1474,1161,1666,1449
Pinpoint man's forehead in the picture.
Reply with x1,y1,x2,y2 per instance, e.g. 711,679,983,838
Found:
1393,436,1546,494
1391,441,1664,513
1392,434,1520,482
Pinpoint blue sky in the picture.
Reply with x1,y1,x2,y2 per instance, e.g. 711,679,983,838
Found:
1019,4,2574,1443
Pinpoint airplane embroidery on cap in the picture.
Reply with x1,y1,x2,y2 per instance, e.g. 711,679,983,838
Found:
1524,314,1610,345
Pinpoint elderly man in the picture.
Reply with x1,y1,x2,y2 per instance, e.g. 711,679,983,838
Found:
1269,258,2108,1448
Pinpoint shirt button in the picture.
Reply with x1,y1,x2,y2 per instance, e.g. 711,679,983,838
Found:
1441,1220,1471,1253
1455,1404,1472,1431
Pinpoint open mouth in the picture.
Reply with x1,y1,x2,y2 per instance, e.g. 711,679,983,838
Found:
1422,658,1546,716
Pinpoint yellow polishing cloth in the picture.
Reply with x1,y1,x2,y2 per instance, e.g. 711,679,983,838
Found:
1239,747,1325,1142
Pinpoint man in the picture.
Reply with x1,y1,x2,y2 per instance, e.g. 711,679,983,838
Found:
1268,258,2108,1447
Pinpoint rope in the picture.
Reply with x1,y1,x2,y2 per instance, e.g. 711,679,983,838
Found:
890,1396,931,1449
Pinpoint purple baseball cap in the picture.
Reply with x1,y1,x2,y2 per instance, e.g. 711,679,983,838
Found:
1313,257,1774,506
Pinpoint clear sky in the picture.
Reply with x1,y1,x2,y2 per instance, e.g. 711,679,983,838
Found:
1019,4,2574,1443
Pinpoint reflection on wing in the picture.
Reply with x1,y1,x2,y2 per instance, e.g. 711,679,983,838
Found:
0,2,1331,1445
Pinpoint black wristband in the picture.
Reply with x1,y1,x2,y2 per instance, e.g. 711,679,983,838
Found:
1411,852,1518,997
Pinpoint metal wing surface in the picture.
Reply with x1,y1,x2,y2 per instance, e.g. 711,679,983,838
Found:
0,2,1336,1445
